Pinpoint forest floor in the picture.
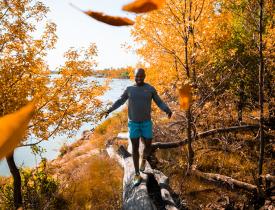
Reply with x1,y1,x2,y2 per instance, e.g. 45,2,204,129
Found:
47,101,274,209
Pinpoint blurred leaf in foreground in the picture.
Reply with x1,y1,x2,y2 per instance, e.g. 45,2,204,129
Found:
122,0,165,13
0,102,36,159
178,85,191,110
85,10,135,26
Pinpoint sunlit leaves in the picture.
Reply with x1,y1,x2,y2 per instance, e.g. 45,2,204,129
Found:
0,1,106,147
178,84,191,110
0,102,35,159
84,11,134,26
122,0,166,13
131,0,219,96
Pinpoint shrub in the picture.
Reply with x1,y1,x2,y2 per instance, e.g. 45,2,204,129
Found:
120,71,130,79
0,159,67,209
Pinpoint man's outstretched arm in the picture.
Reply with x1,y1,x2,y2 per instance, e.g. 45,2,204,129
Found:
152,88,172,118
105,88,129,116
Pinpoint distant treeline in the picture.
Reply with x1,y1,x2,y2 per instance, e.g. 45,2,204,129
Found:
93,67,134,79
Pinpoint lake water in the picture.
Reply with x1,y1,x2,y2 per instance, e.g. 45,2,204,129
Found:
0,78,132,176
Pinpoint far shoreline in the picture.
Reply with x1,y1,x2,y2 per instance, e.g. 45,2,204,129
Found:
92,67,132,80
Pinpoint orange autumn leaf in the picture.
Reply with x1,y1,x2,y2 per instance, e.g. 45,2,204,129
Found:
0,102,36,159
122,0,166,13
85,11,134,26
178,85,191,110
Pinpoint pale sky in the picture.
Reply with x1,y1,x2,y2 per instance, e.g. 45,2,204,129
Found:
41,0,139,70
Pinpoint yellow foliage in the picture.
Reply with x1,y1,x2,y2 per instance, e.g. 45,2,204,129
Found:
95,119,112,135
130,0,236,96
0,102,35,159
0,1,107,146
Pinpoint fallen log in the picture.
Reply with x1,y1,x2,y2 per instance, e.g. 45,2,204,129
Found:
152,124,259,150
107,143,156,209
191,167,258,193
189,168,274,207
145,168,179,209
106,133,179,210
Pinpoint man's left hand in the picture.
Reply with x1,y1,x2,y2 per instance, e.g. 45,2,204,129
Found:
99,110,109,120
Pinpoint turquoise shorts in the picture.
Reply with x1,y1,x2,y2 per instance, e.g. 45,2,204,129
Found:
128,120,153,139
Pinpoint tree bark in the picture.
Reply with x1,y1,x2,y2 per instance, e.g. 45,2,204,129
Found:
152,124,259,150
186,108,194,169
237,80,245,124
6,152,23,209
258,0,265,177
148,168,179,210
107,142,157,210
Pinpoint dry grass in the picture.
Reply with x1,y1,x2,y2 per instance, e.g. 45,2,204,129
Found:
61,155,123,210
196,150,256,182
46,110,128,209
92,110,128,149
150,98,275,209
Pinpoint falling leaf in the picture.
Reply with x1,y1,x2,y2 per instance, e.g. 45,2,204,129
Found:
122,0,166,13
85,11,135,26
0,102,36,159
178,85,191,110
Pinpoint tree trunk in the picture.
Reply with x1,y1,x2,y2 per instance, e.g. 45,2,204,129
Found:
183,0,190,78
183,0,194,170
186,108,194,169
237,80,245,124
6,152,23,209
258,0,265,177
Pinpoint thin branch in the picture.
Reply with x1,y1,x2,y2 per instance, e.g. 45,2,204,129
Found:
23,99,73,147
224,0,259,27
167,2,182,25
0,7,9,22
147,26,187,70
194,0,205,21
170,0,183,16
194,71,233,111
21,139,44,147
33,74,74,116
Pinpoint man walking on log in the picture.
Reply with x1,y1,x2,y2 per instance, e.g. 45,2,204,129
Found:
103,68,172,186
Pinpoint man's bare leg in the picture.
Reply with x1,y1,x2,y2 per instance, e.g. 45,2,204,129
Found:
142,138,152,160
130,138,140,175
140,138,152,171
